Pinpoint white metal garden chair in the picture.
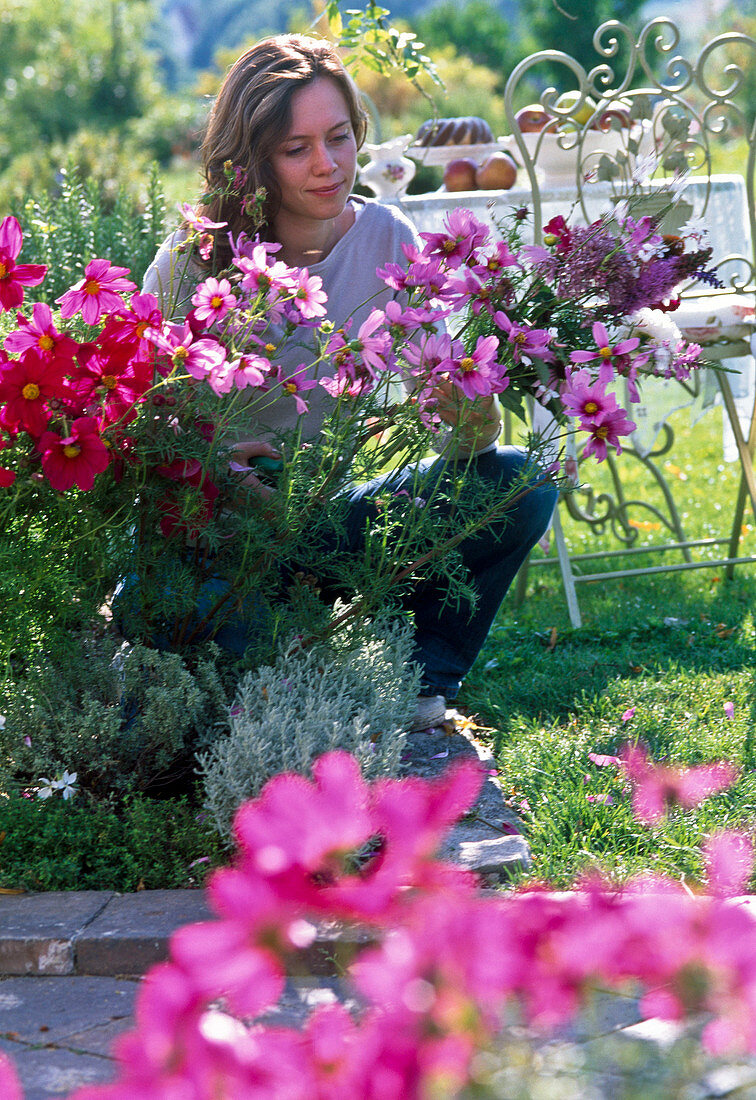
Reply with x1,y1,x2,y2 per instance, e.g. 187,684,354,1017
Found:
502,18,756,626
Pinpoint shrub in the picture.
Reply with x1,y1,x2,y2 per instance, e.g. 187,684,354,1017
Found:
0,637,230,798
200,609,421,837
0,789,224,892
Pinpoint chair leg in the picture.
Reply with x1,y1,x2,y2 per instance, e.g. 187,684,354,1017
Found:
552,504,582,628
718,371,756,577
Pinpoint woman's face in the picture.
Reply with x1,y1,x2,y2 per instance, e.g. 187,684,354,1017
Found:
269,77,358,230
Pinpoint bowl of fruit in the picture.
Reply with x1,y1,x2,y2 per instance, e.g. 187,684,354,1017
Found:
502,93,633,187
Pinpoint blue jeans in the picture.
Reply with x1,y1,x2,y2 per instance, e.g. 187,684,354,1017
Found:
117,446,557,697
340,446,557,698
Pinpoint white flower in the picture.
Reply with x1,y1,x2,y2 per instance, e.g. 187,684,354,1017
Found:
58,770,78,800
36,769,78,801
680,214,710,246
632,152,659,185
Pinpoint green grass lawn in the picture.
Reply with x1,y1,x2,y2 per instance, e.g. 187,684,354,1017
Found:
461,402,756,890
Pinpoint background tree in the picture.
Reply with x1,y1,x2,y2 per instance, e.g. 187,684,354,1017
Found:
517,0,647,87
412,0,523,93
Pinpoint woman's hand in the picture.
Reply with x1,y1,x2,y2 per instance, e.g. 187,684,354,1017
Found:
229,440,283,501
432,384,502,456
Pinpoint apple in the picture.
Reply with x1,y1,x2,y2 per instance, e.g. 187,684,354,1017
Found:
554,90,598,127
514,104,553,133
474,152,517,190
443,157,478,192
594,106,632,132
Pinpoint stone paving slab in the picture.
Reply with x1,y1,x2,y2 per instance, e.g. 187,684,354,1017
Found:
0,893,113,977
0,976,137,1100
73,888,211,976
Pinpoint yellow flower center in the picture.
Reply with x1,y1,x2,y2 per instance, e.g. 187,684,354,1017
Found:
135,321,148,338
442,239,457,254
515,332,527,344
22,383,40,400
38,334,54,351
0,261,7,279
599,346,612,359
265,343,276,355
63,443,81,458
595,426,609,439
283,382,297,394
102,375,117,390
84,278,101,296
543,233,558,246
460,357,475,373
584,400,599,415
173,345,189,365
210,295,223,309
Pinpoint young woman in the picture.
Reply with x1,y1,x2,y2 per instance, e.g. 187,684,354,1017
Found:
143,34,557,730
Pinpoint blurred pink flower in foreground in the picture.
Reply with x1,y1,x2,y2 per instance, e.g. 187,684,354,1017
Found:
620,742,738,823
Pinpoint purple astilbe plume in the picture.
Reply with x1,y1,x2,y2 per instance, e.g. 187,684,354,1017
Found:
532,224,639,307
608,256,682,313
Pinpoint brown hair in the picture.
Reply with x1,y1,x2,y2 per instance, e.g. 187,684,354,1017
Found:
196,35,367,268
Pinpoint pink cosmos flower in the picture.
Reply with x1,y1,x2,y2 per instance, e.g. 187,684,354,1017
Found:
191,276,236,324
384,298,441,338
0,215,46,312
569,321,641,366
588,752,621,767
229,353,270,391
441,335,508,400
280,371,318,414
419,208,490,269
471,238,520,278
146,322,227,383
0,352,67,436
38,416,110,491
72,342,152,425
4,302,78,367
0,1052,22,1100
177,201,228,232
289,268,328,320
234,243,295,317
704,830,754,897
620,742,739,824
494,311,553,363
724,701,735,719
57,258,136,325
621,707,636,722
581,405,637,462
403,331,453,377
560,366,617,422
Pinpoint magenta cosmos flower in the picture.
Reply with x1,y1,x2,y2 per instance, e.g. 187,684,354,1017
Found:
419,208,490,269
494,311,553,363
56,258,136,326
38,416,110,491
442,335,508,400
0,216,46,312
0,352,68,436
581,405,637,462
